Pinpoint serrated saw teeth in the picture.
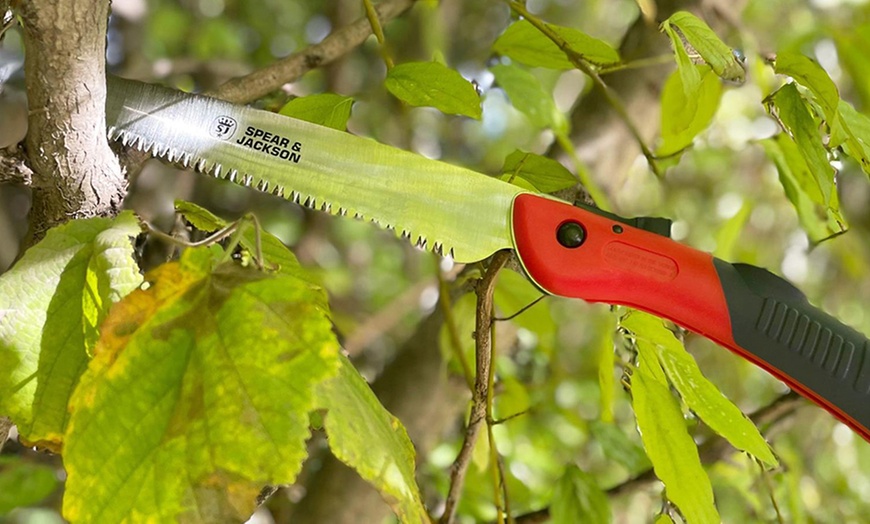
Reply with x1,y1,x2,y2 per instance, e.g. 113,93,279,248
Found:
105,76,521,263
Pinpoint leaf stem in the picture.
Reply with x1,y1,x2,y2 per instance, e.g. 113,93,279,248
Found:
362,0,395,70
506,1,662,178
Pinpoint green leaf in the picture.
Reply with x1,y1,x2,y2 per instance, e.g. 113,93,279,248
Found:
760,135,846,244
833,100,870,176
661,19,701,96
62,248,340,523
0,457,59,514
589,421,651,473
493,19,620,69
279,93,355,131
0,212,142,450
550,465,611,524
663,11,745,82
768,83,836,205
501,150,578,193
655,513,677,524
497,173,539,192
622,311,778,467
774,52,839,122
490,63,568,134
385,61,482,119
631,365,720,524
316,355,429,523
175,199,228,232
658,65,723,156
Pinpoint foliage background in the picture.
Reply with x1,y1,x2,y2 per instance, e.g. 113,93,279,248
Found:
1,0,870,522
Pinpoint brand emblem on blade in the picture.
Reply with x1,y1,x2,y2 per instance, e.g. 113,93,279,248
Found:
210,116,238,140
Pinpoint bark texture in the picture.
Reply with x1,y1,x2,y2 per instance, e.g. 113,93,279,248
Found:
18,0,125,239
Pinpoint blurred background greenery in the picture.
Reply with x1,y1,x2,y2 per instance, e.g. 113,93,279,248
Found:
2,0,870,522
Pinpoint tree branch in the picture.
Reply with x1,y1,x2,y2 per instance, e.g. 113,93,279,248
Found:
208,0,416,104
19,0,125,239
440,251,512,524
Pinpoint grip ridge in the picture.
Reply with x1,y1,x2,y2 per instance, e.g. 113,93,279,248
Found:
755,297,862,382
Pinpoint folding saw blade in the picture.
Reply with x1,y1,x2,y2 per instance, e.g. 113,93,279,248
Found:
106,76,525,262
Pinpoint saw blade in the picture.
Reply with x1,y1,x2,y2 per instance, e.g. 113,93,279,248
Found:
106,76,525,262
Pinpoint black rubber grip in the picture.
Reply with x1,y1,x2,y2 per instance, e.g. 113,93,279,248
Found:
714,258,870,437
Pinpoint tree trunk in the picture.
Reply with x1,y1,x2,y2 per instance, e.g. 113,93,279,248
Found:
18,0,124,240
0,0,122,455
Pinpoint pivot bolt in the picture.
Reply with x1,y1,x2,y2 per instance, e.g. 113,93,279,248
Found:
557,221,585,248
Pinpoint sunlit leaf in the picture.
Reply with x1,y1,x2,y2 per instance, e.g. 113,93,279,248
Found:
497,173,539,192
631,365,720,524
663,11,745,82
493,19,620,69
768,83,835,205
623,311,779,467
491,63,568,134
63,248,340,523
774,51,839,122
280,93,355,131
658,64,723,156
0,457,59,514
0,212,142,450
661,19,701,96
316,355,429,523
761,136,846,246
385,61,482,119
654,513,676,524
501,150,578,193
551,465,611,524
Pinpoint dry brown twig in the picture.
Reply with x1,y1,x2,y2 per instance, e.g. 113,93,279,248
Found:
440,251,512,524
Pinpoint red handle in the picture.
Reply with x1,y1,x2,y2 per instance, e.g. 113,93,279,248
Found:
512,193,870,441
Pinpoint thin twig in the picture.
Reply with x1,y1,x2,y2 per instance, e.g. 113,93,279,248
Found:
440,250,511,524
493,295,545,322
506,1,662,178
487,307,505,524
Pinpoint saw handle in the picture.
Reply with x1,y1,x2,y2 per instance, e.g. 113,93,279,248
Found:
512,193,870,442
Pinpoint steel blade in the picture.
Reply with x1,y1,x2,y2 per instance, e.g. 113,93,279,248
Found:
106,76,525,262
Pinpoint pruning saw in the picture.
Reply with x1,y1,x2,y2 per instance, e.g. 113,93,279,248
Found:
105,76,870,442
